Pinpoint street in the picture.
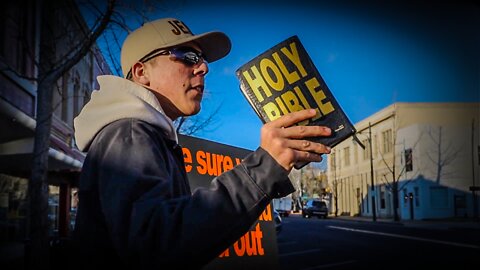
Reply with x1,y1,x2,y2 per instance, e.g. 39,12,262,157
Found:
277,214,480,270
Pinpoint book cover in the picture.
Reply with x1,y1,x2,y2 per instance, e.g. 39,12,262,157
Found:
235,35,356,167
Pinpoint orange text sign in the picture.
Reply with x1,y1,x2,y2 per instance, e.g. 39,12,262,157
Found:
178,135,280,269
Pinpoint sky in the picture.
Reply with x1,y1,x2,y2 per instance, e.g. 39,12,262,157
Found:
94,0,479,156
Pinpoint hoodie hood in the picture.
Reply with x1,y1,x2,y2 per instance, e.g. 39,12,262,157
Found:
74,75,177,152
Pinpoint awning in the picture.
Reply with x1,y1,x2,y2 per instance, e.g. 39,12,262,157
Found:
0,98,84,173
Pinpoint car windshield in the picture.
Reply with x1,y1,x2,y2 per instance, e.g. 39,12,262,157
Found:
312,201,325,207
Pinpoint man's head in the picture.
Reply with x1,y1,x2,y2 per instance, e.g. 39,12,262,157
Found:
120,18,231,120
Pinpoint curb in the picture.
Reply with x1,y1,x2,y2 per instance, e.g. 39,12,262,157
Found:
331,216,480,231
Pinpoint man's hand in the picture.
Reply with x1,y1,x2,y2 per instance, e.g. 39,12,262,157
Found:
260,109,332,172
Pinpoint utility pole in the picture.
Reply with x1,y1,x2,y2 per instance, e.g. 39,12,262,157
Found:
471,119,479,220
369,122,377,222
332,149,338,217
299,168,304,211
352,128,376,222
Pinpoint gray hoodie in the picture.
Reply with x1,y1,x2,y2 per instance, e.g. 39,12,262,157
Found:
72,75,294,269
74,75,177,152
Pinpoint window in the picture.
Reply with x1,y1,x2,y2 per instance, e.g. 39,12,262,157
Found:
360,185,365,213
81,82,89,108
356,187,361,209
337,151,341,169
0,174,28,242
344,147,350,166
380,185,386,209
382,129,392,153
61,73,70,122
405,148,413,172
312,200,326,208
73,76,80,122
330,153,336,169
366,184,369,213
353,144,358,164
362,139,370,160
403,189,408,205
0,1,36,77
83,86,91,106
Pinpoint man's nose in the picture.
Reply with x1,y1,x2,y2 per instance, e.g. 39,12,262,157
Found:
193,61,209,76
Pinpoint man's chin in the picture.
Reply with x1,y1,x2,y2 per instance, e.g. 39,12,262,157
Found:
184,106,201,117
192,107,201,115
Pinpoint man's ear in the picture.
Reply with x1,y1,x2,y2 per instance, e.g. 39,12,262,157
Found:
131,62,150,85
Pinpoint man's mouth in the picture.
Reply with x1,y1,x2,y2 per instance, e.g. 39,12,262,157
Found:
192,85,204,93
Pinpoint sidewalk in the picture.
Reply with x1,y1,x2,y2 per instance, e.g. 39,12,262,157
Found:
332,215,480,231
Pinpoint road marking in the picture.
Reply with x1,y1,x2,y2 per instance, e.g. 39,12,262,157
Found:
328,225,480,249
301,260,357,269
278,241,297,246
279,248,323,257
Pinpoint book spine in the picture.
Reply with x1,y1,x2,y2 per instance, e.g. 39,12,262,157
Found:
238,78,268,124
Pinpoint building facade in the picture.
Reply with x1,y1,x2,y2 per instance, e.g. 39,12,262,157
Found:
0,0,110,264
327,102,480,220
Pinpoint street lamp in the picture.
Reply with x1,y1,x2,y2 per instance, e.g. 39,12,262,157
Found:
353,122,377,222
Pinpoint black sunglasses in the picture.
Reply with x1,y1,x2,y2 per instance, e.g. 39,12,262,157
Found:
140,47,206,67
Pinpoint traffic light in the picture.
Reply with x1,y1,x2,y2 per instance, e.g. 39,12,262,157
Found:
405,148,413,172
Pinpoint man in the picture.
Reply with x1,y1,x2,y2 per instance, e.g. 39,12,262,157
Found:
73,18,331,269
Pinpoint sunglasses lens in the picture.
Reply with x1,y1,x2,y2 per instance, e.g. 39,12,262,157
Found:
171,48,205,66
182,52,200,65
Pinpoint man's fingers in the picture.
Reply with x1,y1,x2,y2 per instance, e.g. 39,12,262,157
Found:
259,109,334,171
281,125,332,139
293,149,324,163
268,109,317,129
286,140,331,154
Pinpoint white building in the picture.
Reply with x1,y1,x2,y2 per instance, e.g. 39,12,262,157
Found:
327,102,480,220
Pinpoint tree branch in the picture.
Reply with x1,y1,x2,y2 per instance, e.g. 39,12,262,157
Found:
41,0,116,83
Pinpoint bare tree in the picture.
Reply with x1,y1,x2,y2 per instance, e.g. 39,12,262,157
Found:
26,1,116,268
330,150,339,216
331,179,339,217
426,126,462,185
3,1,224,267
296,163,327,200
377,127,424,221
175,104,223,135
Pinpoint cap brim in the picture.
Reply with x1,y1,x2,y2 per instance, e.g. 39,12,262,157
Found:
155,31,231,63
190,31,231,63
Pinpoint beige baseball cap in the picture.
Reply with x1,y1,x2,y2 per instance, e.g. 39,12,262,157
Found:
121,18,231,77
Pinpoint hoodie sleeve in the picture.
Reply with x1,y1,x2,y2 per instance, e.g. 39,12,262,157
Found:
75,119,294,268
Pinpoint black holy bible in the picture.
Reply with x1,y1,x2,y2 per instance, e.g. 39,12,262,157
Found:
236,35,356,168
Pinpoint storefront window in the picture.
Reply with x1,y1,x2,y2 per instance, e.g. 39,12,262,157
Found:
48,185,60,237
0,174,28,242
70,188,78,231
48,185,78,236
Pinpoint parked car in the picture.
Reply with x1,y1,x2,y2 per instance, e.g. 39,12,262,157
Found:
302,199,328,218
273,209,282,233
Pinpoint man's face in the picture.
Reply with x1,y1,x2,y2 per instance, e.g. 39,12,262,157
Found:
142,42,209,120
